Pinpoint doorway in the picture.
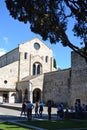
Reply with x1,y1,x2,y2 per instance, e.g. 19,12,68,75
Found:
33,88,41,103
3,93,8,103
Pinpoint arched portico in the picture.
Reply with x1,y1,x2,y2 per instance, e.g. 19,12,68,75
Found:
33,88,41,103
17,89,29,102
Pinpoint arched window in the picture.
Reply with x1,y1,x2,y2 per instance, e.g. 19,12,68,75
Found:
37,64,40,74
45,56,48,63
24,52,28,59
32,62,42,75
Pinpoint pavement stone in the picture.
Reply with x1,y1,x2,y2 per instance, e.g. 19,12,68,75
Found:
0,103,87,130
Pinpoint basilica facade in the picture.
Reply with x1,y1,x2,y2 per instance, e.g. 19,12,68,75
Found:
0,38,55,103
0,38,87,107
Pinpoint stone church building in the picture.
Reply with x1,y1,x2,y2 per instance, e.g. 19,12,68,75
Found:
0,38,87,107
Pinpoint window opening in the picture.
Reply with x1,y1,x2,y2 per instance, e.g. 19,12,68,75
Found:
45,56,48,62
24,52,28,59
37,64,40,74
33,63,42,75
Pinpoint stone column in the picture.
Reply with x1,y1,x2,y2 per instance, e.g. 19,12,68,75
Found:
22,91,25,102
35,63,38,75
29,82,33,103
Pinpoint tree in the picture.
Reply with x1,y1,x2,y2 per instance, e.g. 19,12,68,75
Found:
5,0,87,60
53,58,57,69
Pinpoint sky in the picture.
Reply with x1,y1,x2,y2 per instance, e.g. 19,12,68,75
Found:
0,1,82,69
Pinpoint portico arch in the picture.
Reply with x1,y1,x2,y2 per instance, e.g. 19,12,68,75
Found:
33,88,41,103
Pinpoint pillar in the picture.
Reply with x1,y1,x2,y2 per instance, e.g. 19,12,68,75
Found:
29,82,33,103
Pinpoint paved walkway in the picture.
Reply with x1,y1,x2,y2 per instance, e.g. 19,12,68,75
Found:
0,103,57,114
0,103,87,130
0,103,57,130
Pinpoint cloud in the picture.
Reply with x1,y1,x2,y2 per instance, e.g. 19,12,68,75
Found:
0,48,6,56
3,36,8,44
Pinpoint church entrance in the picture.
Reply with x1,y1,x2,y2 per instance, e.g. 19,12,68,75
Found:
3,93,8,103
33,88,41,103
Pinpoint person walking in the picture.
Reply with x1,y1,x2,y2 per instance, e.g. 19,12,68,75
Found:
39,101,44,117
47,100,52,120
26,101,34,120
20,101,27,117
57,103,64,119
34,102,39,117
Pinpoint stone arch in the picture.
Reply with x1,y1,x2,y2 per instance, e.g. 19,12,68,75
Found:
33,88,41,103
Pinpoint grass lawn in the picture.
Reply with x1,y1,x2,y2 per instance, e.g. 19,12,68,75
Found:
0,121,34,130
20,119,87,130
1,119,87,130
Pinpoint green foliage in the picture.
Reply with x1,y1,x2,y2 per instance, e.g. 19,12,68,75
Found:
5,0,87,60
53,58,57,69
0,122,30,130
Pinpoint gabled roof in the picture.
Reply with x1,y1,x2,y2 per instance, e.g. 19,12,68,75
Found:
18,74,43,83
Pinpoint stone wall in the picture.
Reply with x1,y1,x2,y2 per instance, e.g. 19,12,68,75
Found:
0,48,19,67
71,51,87,71
70,52,87,106
43,52,87,107
43,69,71,106
0,61,18,89
0,61,18,103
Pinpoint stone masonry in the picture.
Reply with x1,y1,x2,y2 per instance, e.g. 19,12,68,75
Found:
0,37,87,107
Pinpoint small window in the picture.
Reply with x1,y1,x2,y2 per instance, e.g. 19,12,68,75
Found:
45,56,48,63
24,52,28,59
34,42,40,50
4,80,8,84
